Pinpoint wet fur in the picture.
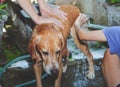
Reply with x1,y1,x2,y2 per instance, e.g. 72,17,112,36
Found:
28,5,94,87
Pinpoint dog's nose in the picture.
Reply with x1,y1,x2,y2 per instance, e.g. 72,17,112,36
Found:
50,69,59,80
51,63,58,74
51,68,59,74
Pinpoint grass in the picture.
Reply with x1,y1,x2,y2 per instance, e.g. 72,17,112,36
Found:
4,47,22,62
2,40,22,62
0,41,22,70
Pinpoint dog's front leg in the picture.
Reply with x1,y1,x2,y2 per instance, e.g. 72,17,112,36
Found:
55,64,63,87
33,62,42,87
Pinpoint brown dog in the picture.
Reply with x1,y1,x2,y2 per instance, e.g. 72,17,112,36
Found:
28,5,95,87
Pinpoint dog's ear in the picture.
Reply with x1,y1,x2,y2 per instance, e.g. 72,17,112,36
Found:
51,24,65,49
58,32,65,50
28,33,41,61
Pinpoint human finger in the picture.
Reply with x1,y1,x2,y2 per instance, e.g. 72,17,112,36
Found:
79,14,89,25
82,14,89,23
54,8,67,21
50,17,64,28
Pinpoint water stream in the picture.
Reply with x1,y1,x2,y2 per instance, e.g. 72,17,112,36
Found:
67,37,106,87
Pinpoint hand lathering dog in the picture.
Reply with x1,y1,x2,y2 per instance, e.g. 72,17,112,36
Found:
28,4,95,87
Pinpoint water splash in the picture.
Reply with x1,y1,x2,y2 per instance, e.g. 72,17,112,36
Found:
67,34,106,87
73,59,89,87
67,37,106,60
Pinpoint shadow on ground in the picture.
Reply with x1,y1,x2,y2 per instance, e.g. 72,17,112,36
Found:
1,59,107,87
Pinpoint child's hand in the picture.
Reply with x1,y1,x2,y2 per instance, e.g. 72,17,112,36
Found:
76,13,89,28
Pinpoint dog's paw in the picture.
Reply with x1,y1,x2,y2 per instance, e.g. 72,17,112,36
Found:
87,72,95,79
63,65,67,73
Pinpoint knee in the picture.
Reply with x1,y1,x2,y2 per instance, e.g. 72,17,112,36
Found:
102,49,119,65
102,49,114,68
102,49,110,63
101,49,112,79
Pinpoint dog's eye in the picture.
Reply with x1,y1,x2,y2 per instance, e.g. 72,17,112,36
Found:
56,50,60,55
42,51,49,55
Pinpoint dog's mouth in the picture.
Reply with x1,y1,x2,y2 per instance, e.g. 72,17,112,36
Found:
50,69,59,80
43,63,59,80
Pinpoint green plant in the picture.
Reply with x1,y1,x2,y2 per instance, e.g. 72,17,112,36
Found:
106,0,120,4
111,0,120,3
4,47,22,62
0,1,8,20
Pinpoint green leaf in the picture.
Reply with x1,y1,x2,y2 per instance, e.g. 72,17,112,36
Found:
0,3,7,10
0,9,8,15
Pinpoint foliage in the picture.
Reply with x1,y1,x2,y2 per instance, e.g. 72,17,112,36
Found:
0,1,8,20
4,47,22,62
2,40,22,62
0,67,3,71
106,0,120,4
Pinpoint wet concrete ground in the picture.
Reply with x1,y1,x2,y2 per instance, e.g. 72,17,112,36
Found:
1,59,107,87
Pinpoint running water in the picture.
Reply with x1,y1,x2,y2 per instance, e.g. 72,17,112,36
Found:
67,37,106,60
67,37,106,87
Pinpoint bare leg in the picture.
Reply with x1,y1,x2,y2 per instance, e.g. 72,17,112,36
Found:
102,49,120,87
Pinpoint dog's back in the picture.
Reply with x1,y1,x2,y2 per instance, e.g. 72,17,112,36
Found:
60,5,80,26
28,5,95,87
56,5,81,40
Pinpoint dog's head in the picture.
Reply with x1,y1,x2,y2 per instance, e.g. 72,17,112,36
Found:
28,24,65,75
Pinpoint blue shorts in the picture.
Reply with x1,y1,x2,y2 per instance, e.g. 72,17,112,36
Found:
117,84,120,87
103,26,120,57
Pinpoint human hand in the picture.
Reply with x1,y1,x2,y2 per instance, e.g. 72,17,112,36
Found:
37,5,68,28
40,4,67,22
35,16,64,28
77,13,89,28
74,13,89,34
52,7,67,21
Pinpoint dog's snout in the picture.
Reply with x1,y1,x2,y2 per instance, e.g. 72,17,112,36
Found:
50,68,59,80
51,68,59,74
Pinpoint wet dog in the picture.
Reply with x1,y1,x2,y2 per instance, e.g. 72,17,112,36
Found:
28,5,95,87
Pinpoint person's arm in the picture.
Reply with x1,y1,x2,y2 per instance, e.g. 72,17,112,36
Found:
17,0,40,24
16,0,66,28
37,0,67,20
74,14,107,42
82,30,107,41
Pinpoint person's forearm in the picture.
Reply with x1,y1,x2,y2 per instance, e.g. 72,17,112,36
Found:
37,0,47,7
17,0,39,23
81,30,107,42
37,0,50,9
37,0,52,16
